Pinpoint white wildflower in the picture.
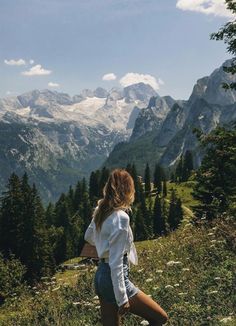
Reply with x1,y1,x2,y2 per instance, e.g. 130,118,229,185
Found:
93,295,99,300
220,316,233,323
145,278,153,283
208,232,214,236
165,285,174,289
182,268,190,271
156,269,163,273
153,286,159,290
178,292,188,296
214,277,221,280
84,302,94,307
174,283,180,287
72,301,81,306
140,320,149,325
208,290,218,294
138,268,144,273
210,239,217,243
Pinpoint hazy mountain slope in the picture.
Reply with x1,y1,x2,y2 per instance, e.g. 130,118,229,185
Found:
0,83,157,202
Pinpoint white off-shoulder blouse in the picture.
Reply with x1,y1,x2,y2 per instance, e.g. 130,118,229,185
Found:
84,208,138,307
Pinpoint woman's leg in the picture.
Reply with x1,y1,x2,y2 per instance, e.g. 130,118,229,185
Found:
98,296,121,326
128,290,168,325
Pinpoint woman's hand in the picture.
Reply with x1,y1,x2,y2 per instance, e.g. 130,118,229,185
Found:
118,301,130,316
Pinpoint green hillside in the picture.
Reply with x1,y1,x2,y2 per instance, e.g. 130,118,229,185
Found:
0,216,235,326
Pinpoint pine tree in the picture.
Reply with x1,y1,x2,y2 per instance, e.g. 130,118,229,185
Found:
153,164,163,193
133,206,149,241
73,180,82,211
192,125,236,219
153,195,166,236
89,171,99,203
182,150,194,181
0,173,23,258
131,163,141,203
162,177,167,198
99,167,110,197
175,155,183,183
144,163,151,194
168,189,183,231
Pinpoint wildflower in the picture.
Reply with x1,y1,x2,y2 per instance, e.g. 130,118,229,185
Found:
145,278,153,283
214,277,221,280
207,290,218,294
84,302,94,307
165,285,174,289
138,268,144,273
174,283,180,287
152,286,159,290
210,239,217,243
178,292,188,296
220,317,233,323
73,301,81,306
156,270,163,273
207,232,214,236
182,268,190,271
140,320,149,325
93,295,99,300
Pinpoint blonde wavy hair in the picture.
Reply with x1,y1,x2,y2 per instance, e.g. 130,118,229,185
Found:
93,168,135,231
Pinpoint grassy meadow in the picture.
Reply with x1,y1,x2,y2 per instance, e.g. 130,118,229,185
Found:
0,183,235,325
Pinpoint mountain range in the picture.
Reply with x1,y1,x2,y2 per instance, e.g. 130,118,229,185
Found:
0,83,157,202
104,59,236,173
0,60,235,202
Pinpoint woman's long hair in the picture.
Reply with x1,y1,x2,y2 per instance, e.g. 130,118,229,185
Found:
93,168,135,231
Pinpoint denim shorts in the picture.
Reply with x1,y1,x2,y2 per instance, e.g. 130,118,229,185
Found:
94,254,140,305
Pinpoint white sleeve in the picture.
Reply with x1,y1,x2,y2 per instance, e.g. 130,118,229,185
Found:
108,214,129,307
84,218,95,245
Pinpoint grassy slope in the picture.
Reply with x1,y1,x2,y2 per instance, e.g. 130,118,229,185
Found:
0,216,235,326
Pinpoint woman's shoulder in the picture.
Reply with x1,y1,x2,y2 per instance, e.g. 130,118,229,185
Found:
111,209,130,229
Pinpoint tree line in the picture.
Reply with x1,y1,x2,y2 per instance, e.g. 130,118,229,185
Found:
0,162,184,284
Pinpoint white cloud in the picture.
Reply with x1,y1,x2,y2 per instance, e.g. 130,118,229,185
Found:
102,73,117,81
176,0,234,18
119,73,162,90
4,59,26,66
48,82,60,88
29,59,34,65
22,64,52,76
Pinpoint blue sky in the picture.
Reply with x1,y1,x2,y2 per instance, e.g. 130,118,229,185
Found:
0,0,233,100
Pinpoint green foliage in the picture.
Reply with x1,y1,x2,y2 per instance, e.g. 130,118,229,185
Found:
210,0,236,90
175,150,194,182
0,217,235,325
168,189,184,231
0,173,56,282
153,164,163,194
192,125,236,220
0,252,26,304
144,163,151,193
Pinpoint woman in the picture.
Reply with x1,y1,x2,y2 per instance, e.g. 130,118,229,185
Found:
84,169,168,326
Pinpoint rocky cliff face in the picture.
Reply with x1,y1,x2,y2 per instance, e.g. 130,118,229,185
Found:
105,60,236,172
